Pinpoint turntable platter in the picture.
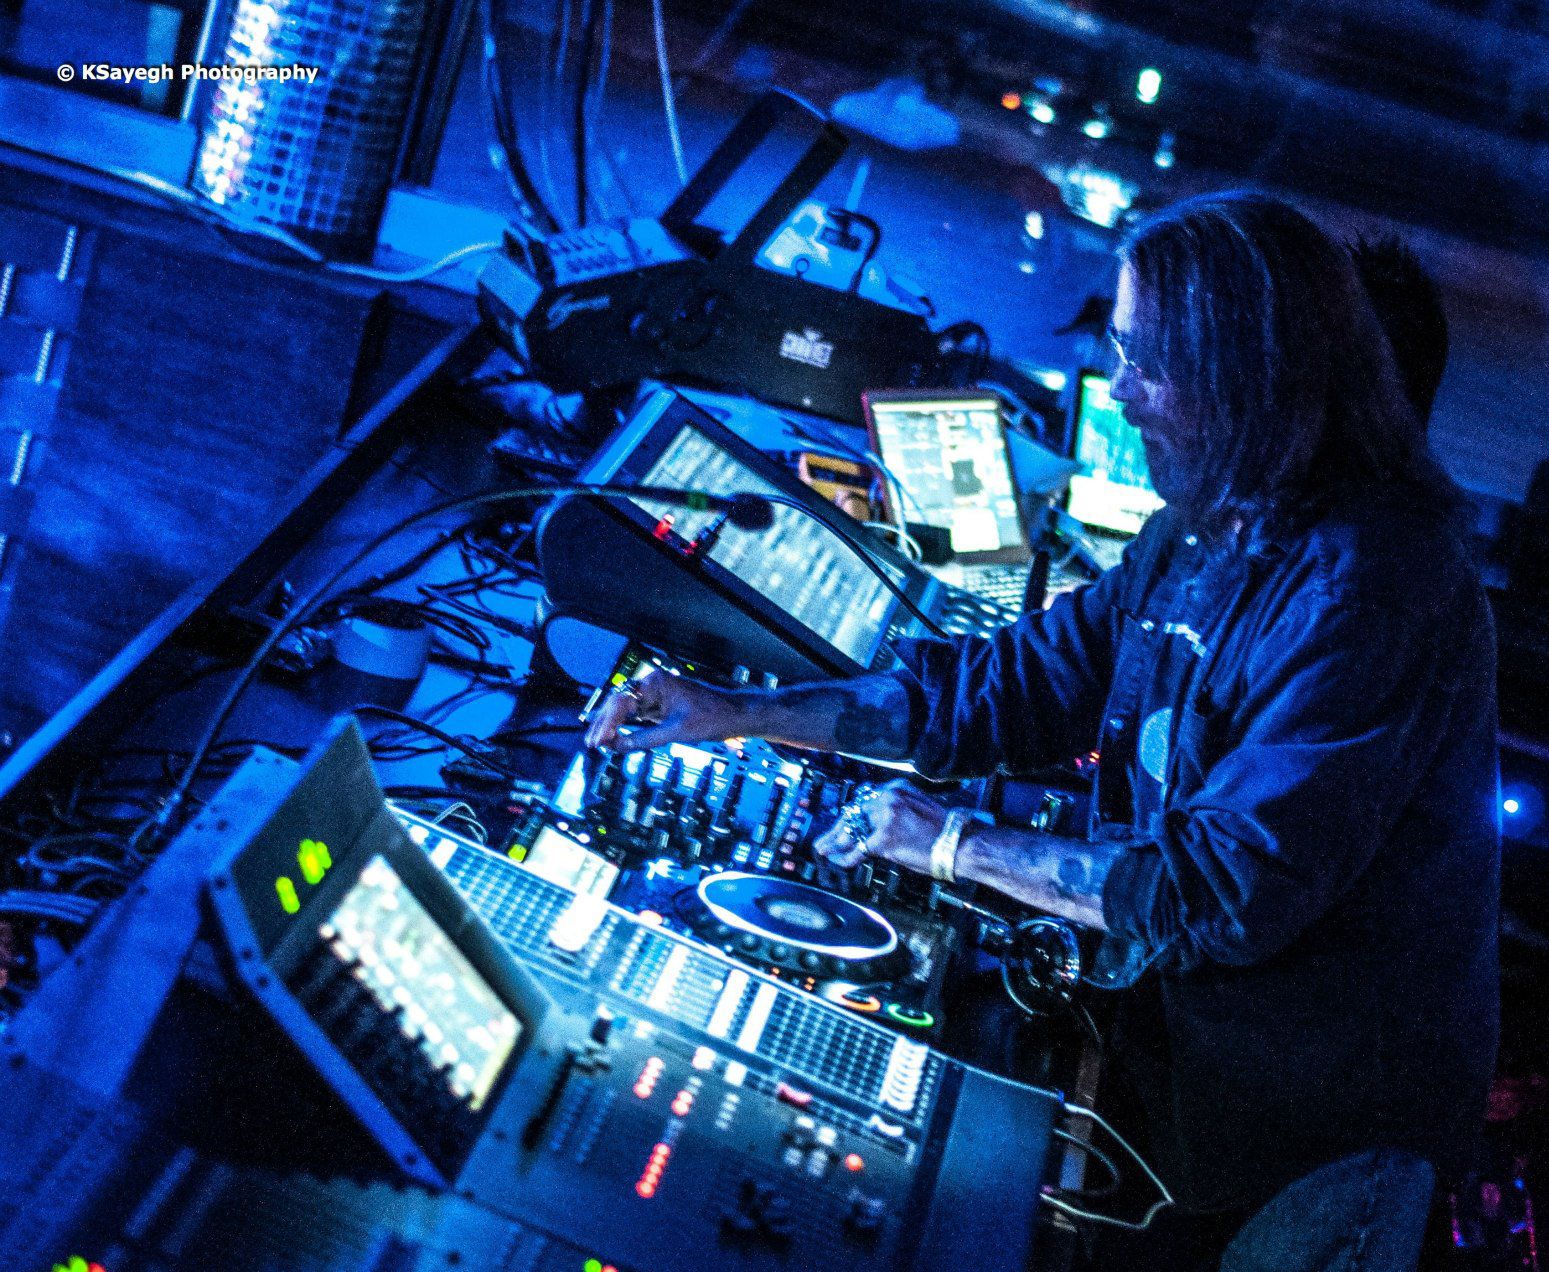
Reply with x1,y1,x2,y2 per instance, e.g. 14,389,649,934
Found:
684,872,909,983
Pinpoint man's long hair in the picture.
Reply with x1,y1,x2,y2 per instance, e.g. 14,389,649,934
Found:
1121,192,1459,532
1348,233,1449,427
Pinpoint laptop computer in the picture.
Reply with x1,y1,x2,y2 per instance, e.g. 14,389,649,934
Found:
1058,369,1165,573
862,388,1041,613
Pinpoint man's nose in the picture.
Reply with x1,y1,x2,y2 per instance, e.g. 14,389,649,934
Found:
1109,363,1145,403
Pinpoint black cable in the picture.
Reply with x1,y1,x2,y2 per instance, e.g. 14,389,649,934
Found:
351,705,528,781
483,0,562,234
573,0,601,227
842,210,883,294
143,480,757,849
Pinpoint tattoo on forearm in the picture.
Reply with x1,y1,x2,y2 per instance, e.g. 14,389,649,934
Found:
763,677,912,761
1053,853,1101,904
833,694,906,753
956,830,1124,931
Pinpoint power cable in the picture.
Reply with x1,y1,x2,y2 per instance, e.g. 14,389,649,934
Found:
651,0,689,184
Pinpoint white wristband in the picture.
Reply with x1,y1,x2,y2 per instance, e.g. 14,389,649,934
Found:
930,809,971,884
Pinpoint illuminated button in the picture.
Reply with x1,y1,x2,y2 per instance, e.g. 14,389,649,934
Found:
884,1004,935,1029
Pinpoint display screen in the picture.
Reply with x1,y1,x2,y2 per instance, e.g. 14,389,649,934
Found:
1065,372,1164,538
633,427,895,664
522,826,619,897
321,856,520,1112
867,395,1025,556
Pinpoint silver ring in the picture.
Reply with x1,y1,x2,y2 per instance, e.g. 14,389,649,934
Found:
840,804,875,847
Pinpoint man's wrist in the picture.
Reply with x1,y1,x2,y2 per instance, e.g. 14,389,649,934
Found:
929,809,971,882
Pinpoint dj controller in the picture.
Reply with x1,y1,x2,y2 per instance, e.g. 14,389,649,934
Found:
521,736,963,1034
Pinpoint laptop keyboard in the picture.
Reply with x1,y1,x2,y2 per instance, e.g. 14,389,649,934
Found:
960,564,1029,613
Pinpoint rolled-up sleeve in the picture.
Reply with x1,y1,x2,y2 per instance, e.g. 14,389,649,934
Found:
889,559,1130,780
1102,578,1470,972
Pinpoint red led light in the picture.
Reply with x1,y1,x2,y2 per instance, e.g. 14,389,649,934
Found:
844,1153,865,1172
636,1142,673,1198
634,1058,666,1100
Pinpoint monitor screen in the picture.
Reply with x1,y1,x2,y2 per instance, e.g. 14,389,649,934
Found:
632,426,896,665
866,394,1026,558
320,856,521,1113
1065,372,1164,538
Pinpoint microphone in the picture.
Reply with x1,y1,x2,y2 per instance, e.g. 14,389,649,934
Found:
726,492,776,531
626,486,775,531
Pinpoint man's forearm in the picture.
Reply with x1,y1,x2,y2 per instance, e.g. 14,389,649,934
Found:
734,675,913,762
956,825,1126,930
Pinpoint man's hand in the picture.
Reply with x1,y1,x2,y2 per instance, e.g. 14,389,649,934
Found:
813,780,949,872
815,778,1122,932
583,670,746,752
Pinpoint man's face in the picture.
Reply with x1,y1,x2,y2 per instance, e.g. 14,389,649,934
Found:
1110,263,1198,509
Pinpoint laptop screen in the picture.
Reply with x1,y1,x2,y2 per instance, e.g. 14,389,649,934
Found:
864,391,1028,564
1066,371,1164,539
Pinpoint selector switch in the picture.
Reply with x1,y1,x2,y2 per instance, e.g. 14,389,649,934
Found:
720,1178,793,1248
845,1193,888,1242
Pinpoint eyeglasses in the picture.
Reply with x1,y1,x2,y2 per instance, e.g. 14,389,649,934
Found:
1105,322,1157,383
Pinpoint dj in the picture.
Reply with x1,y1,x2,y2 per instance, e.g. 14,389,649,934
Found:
585,192,1500,1272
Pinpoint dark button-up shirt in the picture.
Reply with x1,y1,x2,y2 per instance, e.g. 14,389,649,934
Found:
892,495,1500,1211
